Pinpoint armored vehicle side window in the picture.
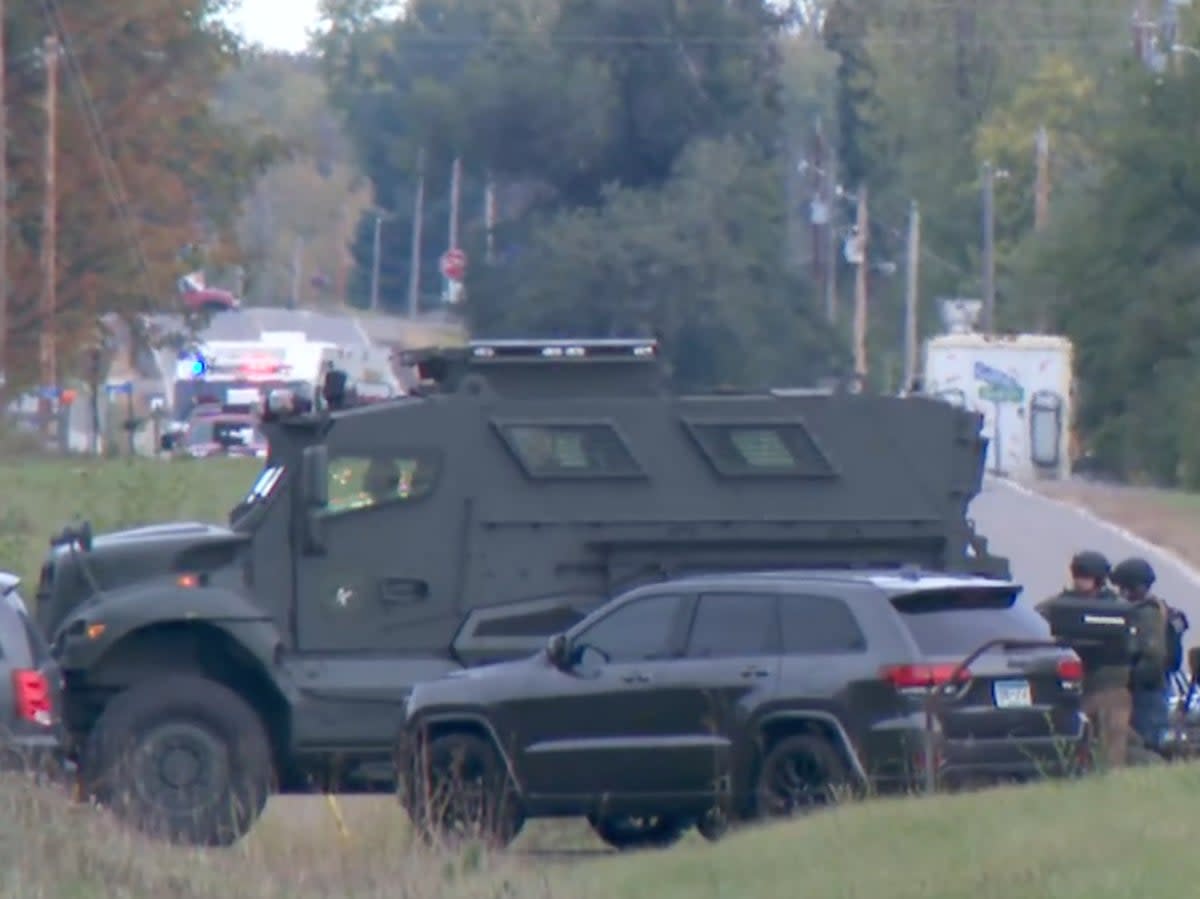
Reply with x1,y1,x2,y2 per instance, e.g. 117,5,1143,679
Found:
323,450,441,515
684,420,835,478
685,593,776,657
779,594,868,654
494,421,643,479
575,594,684,663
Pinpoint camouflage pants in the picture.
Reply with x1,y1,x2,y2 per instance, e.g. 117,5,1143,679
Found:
1083,686,1133,768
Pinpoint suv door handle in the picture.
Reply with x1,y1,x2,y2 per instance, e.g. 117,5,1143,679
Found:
621,672,650,684
740,665,770,679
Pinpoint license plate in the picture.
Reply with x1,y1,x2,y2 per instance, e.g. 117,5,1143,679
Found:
993,679,1032,708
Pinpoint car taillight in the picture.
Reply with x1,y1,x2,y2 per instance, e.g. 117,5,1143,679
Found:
1057,656,1084,687
12,669,52,726
880,663,972,690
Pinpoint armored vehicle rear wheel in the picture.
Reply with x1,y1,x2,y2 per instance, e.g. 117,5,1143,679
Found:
586,813,688,851
80,675,273,847
408,732,523,850
754,734,849,819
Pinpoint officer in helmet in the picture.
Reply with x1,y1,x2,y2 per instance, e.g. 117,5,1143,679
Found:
1037,550,1134,767
1110,557,1170,749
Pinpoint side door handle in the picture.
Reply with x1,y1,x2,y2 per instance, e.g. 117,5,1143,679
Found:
621,671,651,684
740,665,770,679
378,578,428,606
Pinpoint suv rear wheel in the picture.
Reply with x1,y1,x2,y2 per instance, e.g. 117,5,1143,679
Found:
80,675,273,847
408,732,523,850
587,813,688,851
754,734,849,818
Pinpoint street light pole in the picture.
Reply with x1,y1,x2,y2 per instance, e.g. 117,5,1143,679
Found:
369,213,382,312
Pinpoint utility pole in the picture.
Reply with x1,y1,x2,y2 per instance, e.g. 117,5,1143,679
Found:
981,160,995,333
369,214,382,312
1033,127,1050,231
448,155,462,250
484,169,496,264
824,152,838,324
407,148,426,319
290,236,304,308
0,0,8,381
39,34,59,426
852,183,869,385
903,201,921,390
809,119,825,293
1033,127,1051,332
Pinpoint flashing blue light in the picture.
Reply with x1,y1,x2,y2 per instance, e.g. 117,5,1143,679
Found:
190,357,207,376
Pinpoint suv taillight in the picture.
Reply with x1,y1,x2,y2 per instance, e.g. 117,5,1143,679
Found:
1056,656,1083,690
12,670,52,726
880,663,972,691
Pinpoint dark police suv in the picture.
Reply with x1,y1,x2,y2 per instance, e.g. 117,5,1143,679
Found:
396,568,1089,850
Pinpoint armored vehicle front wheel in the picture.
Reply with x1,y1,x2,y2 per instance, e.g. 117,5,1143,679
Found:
80,675,274,847
586,813,688,851
754,734,849,819
407,732,523,850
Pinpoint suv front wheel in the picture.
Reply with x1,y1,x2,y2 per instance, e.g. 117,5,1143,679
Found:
408,731,523,850
754,734,850,818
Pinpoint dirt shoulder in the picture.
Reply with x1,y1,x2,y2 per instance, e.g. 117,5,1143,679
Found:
1030,479,1200,568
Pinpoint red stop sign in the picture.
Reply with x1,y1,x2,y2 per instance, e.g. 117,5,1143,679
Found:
440,248,467,281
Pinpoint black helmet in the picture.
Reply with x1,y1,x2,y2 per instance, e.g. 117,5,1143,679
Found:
1111,557,1156,591
1069,550,1111,581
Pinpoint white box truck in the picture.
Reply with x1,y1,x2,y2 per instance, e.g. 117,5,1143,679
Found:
921,332,1074,481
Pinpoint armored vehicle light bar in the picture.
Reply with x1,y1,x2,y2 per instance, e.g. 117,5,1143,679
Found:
467,338,658,362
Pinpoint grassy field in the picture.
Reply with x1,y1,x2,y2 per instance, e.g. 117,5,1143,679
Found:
5,763,1200,898
0,456,262,595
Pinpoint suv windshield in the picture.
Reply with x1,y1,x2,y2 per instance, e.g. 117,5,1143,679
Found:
890,586,1051,655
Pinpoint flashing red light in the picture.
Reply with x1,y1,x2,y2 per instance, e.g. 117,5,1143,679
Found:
239,355,283,377
1056,656,1084,682
880,663,972,690
12,669,52,725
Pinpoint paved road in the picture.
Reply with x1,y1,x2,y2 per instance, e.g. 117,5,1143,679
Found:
970,476,1200,647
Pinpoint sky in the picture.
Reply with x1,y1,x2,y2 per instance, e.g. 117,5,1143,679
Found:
223,0,323,53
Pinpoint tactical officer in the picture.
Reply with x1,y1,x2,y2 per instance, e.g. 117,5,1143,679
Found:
1110,557,1169,749
1037,550,1134,768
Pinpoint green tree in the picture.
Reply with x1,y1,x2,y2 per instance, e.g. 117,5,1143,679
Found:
1030,60,1200,484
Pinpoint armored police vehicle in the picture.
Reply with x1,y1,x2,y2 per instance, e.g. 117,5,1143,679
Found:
34,338,1009,846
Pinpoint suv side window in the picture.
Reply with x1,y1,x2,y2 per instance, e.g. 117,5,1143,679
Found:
779,593,868,654
686,593,776,657
577,594,684,663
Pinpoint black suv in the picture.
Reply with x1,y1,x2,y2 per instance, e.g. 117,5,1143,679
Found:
395,569,1089,850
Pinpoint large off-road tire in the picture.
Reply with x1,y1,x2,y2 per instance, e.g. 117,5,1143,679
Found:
754,734,850,819
80,675,274,847
586,813,689,851
408,731,523,850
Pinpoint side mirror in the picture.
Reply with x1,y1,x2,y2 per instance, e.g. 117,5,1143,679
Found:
302,445,329,507
304,508,326,556
546,633,571,670
301,446,329,556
